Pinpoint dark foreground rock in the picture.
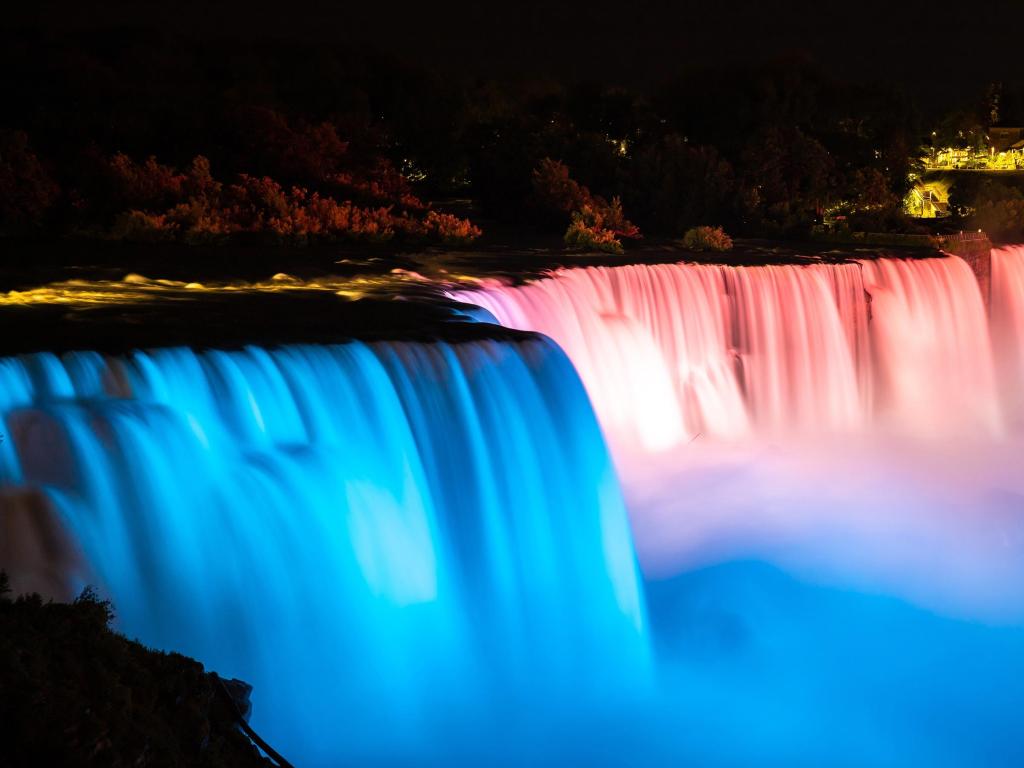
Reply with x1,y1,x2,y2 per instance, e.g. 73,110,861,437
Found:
0,574,276,768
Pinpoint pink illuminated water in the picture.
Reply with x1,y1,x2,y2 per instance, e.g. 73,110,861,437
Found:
453,253,1024,621
992,245,1024,427
3,250,1024,766
862,256,1000,435
455,256,999,448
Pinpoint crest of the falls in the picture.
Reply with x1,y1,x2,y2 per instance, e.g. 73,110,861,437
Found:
453,255,1000,449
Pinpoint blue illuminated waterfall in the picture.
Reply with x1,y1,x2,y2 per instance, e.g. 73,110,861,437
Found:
0,339,647,765
8,253,1024,768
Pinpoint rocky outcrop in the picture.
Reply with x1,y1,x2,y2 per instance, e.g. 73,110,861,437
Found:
0,577,278,768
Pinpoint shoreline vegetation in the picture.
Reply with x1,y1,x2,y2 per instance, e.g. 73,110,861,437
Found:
5,31,1024,254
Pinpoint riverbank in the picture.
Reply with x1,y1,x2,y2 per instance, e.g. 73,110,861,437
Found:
0,575,277,768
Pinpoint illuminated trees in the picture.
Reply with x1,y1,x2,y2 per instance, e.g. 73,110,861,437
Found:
105,154,186,211
0,31,954,243
531,158,591,216
564,205,626,254
681,226,733,252
532,158,640,252
225,107,425,209
105,156,481,245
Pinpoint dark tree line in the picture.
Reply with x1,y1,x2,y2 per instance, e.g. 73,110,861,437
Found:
0,27,1007,242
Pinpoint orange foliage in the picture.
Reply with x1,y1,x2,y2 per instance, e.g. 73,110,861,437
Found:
532,157,640,240
531,157,591,214
106,155,481,246
105,154,186,209
421,210,483,245
329,159,426,211
564,204,625,254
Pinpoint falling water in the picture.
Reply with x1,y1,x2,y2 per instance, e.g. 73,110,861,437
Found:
4,251,1024,766
0,339,646,765
862,256,1000,435
992,244,1024,427
454,255,999,449
454,254,1021,599
448,252,1024,766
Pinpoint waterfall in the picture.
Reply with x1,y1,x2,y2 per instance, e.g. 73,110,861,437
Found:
454,255,1000,449
448,253,1024,768
992,244,1024,427
862,255,999,435
4,250,1024,767
0,339,647,765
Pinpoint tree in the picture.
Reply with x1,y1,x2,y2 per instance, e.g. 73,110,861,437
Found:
933,109,987,152
0,131,59,232
630,137,736,235
841,167,905,231
531,158,639,239
740,125,834,231
531,157,590,215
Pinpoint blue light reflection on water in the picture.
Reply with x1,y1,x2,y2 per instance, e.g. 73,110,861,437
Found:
1,337,1024,766
0,339,648,764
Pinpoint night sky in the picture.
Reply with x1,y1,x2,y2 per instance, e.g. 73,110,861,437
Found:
6,0,1022,97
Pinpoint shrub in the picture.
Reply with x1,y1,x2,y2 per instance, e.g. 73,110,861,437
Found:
533,158,640,239
682,225,733,251
329,158,425,211
105,153,186,210
109,210,176,242
422,210,483,245
183,156,223,201
564,205,624,254
101,157,482,246
601,196,641,239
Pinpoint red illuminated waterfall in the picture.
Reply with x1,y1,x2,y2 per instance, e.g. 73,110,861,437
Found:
862,256,999,435
992,245,1024,427
454,255,1000,450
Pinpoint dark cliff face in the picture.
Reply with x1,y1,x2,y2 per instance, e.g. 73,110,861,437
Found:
0,576,276,768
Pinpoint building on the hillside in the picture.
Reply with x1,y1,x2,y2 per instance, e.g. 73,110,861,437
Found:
933,147,972,168
990,126,1024,152
905,181,951,218
924,126,1024,171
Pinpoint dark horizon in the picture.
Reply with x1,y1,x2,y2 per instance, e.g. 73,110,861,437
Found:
5,0,1022,102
